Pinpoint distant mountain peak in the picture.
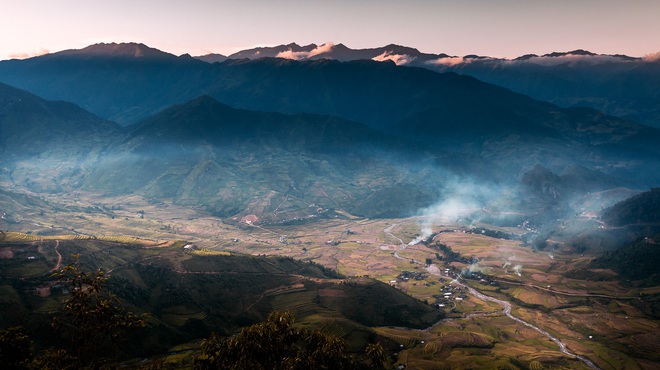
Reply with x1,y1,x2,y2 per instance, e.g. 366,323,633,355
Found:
186,94,224,107
57,42,177,59
542,49,597,57
159,95,234,116
195,53,228,63
514,54,539,61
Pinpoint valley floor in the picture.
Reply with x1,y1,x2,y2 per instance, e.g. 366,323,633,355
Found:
1,187,658,369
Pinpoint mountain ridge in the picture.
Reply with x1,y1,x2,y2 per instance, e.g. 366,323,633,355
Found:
1,41,657,130
80,94,456,222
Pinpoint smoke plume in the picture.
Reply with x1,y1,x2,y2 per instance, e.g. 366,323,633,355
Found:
408,222,433,245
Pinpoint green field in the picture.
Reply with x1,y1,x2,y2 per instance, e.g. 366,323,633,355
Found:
1,189,658,369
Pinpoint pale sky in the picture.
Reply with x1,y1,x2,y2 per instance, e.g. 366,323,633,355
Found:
1,0,658,60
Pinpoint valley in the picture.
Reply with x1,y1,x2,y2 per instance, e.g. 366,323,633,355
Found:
2,186,657,369
0,42,658,369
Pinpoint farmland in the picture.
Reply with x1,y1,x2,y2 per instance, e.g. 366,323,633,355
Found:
1,189,659,369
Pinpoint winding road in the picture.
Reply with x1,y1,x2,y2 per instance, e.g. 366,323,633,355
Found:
384,223,601,370
49,240,62,273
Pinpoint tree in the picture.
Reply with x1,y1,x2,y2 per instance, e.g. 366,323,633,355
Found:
194,311,391,370
44,255,147,369
365,342,391,369
0,327,33,370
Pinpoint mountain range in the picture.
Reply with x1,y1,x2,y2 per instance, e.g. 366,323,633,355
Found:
1,42,658,129
1,41,659,369
0,42,658,224
205,42,660,128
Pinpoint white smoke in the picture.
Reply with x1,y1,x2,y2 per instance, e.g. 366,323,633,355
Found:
459,260,490,277
547,253,554,259
512,264,523,277
276,42,334,60
372,52,416,66
408,222,433,245
417,180,500,224
468,261,489,274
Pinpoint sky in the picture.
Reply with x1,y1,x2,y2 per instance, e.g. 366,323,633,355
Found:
1,0,659,61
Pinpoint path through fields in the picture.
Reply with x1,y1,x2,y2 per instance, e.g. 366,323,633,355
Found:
49,240,62,272
384,223,601,370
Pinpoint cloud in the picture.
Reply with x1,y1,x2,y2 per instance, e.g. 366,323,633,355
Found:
372,51,416,66
426,56,469,67
8,47,49,59
643,51,660,62
517,53,632,66
276,42,334,60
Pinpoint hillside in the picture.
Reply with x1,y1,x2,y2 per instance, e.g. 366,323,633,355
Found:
0,235,442,358
590,236,660,287
0,83,124,193
601,188,660,227
80,95,453,222
0,82,121,158
1,43,657,191
0,43,208,124
205,43,660,128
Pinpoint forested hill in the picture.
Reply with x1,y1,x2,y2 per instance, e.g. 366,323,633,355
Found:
601,188,660,227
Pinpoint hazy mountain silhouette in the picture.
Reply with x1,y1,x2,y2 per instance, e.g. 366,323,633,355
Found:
601,188,660,227
0,82,123,193
1,41,654,132
0,42,657,190
0,82,120,158
0,43,208,124
209,43,660,128
80,95,455,222
195,53,228,63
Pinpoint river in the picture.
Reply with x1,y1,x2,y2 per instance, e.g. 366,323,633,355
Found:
384,223,600,370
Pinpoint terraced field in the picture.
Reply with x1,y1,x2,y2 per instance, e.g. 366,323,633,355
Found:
2,190,658,369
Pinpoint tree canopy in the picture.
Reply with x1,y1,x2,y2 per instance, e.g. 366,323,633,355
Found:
194,311,390,370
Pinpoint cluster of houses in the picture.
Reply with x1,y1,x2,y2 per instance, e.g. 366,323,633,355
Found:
394,270,427,282
465,270,500,286
433,284,467,308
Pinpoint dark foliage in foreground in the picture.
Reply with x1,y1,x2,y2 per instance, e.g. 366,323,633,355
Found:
0,327,33,370
194,311,391,370
0,256,147,369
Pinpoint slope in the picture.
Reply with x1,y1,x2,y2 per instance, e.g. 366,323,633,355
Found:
219,43,660,128
0,82,123,192
81,95,460,222
0,236,443,356
0,43,209,125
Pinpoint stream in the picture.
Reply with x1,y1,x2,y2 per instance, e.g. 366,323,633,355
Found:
384,223,600,370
